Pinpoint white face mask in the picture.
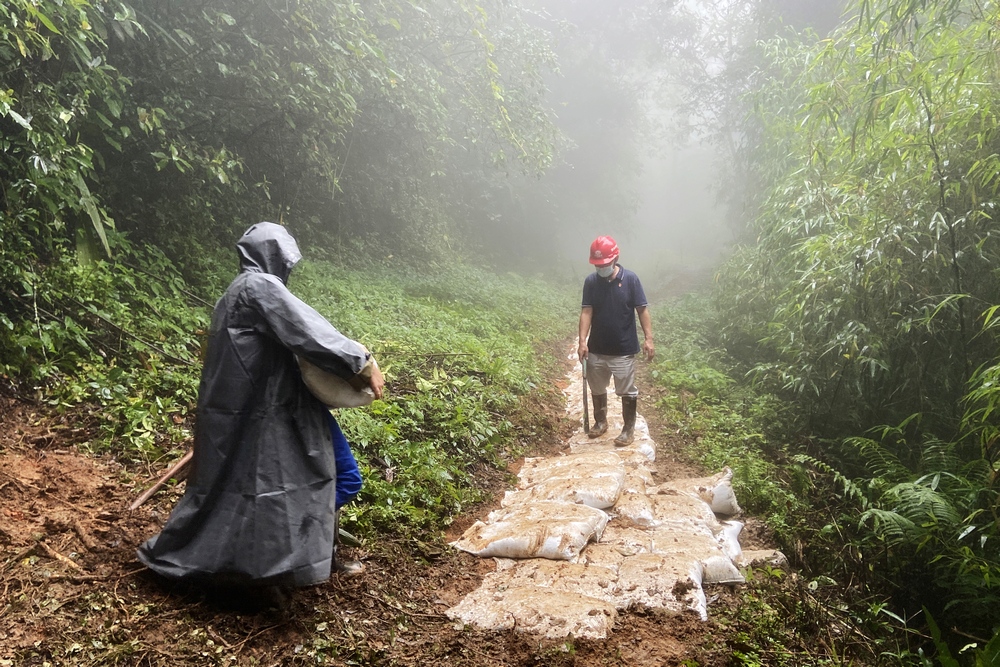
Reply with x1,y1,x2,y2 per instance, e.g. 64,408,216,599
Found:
596,263,615,278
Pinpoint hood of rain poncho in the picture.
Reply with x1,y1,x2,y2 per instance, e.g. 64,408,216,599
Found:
137,223,367,587
237,221,302,284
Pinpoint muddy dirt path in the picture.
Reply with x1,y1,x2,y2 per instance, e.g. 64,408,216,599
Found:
0,326,782,667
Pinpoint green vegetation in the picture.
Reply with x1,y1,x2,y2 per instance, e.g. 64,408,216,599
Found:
657,0,1000,655
1,235,206,458
0,0,561,309
650,298,811,556
651,296,940,664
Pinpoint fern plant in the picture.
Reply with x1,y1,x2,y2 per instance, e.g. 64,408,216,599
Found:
841,432,1000,635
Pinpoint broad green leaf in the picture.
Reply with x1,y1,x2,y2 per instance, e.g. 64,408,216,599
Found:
6,109,31,129
70,172,111,257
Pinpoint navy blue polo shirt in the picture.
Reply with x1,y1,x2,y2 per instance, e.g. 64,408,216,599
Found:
582,264,648,356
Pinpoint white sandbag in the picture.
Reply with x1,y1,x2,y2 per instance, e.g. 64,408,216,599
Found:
718,520,744,563
649,490,720,530
612,554,708,620
447,585,618,639
701,555,745,585
598,524,652,556
517,451,624,489
452,502,608,560
659,468,742,516
568,437,657,463
490,559,620,603
503,470,625,509
298,356,375,408
649,525,744,585
613,491,657,528
508,451,626,509
569,543,627,571
621,467,653,494
617,448,658,467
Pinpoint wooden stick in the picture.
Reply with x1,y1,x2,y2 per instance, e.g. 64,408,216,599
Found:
129,450,194,511
39,541,85,572
45,566,145,584
73,520,100,552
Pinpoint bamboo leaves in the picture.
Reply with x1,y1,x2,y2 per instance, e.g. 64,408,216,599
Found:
718,0,1000,636
720,0,1000,433
69,172,112,257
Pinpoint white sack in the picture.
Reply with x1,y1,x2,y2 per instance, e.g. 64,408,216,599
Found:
598,524,653,556
503,473,625,510
447,585,617,639
569,543,627,571
718,520,744,563
452,502,608,560
621,467,653,494
612,554,708,620
613,492,657,528
298,357,375,408
490,559,620,603
649,525,744,585
649,491,720,530
659,468,742,516
508,451,626,509
568,437,657,463
517,451,624,488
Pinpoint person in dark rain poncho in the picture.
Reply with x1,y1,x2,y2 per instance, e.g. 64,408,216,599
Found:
138,222,384,588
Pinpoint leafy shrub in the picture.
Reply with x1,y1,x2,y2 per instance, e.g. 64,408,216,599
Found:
708,0,1000,645
1,233,206,458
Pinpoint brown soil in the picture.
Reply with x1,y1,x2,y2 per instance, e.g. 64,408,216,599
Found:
0,297,786,667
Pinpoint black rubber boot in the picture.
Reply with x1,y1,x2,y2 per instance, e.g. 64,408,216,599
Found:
589,393,608,438
614,396,637,447
333,510,365,578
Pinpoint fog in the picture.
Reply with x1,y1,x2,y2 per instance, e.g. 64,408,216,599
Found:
527,0,847,282
626,145,729,277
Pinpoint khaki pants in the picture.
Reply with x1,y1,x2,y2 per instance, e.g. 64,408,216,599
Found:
586,353,638,397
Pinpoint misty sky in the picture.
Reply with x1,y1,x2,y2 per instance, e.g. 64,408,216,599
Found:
539,0,847,282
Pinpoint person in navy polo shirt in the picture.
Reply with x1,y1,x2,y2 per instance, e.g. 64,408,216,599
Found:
578,236,654,446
